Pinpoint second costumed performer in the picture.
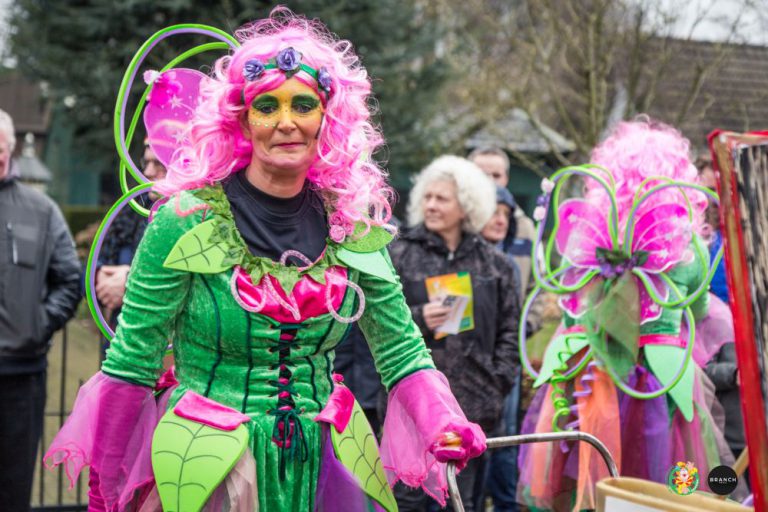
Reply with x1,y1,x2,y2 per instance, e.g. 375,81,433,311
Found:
44,9,485,512
517,120,739,511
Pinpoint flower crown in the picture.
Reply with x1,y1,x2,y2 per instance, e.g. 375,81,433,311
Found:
241,47,332,104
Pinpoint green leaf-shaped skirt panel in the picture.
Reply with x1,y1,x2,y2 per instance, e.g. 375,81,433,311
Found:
152,409,249,512
331,399,398,512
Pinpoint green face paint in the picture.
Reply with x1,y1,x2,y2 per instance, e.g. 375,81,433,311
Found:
247,81,324,129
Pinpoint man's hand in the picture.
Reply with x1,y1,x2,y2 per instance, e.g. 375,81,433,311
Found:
95,265,131,310
423,299,452,332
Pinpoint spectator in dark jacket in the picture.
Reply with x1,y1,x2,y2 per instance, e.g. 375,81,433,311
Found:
481,186,523,512
468,147,534,295
0,109,81,511
705,343,745,457
96,143,167,329
390,155,521,512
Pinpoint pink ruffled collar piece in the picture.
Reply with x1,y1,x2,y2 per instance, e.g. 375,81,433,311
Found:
231,265,348,323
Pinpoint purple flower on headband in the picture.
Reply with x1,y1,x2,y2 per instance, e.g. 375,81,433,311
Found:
317,67,332,92
276,47,302,72
243,59,266,82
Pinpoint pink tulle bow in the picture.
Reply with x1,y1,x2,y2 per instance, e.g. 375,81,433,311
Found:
231,265,347,322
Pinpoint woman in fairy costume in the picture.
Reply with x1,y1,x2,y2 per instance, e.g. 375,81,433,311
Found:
516,119,738,511
44,9,485,512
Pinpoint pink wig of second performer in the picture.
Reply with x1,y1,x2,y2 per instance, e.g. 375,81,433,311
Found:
155,8,392,234
587,118,707,236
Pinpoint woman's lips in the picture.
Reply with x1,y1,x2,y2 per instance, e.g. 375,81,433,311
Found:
274,142,305,149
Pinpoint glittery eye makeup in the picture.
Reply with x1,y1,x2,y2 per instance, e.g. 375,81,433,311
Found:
248,92,322,129
252,95,278,115
292,94,320,115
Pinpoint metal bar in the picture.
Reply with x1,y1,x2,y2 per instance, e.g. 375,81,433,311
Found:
57,326,68,505
447,432,619,511
31,506,87,512
76,379,84,506
486,432,619,477
446,463,464,512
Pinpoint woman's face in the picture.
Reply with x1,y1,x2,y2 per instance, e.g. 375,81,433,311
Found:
481,203,511,243
422,179,465,237
245,78,323,175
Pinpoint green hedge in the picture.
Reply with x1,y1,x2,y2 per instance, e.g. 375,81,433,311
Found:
62,205,109,236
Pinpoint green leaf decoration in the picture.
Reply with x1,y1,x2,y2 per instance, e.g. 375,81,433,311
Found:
307,265,328,285
336,248,397,283
164,220,234,273
645,344,694,421
341,223,394,253
331,399,398,512
270,266,302,296
534,333,589,388
585,274,640,379
151,409,249,512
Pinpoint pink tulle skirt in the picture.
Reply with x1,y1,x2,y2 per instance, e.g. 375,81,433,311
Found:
517,366,736,511
517,296,742,511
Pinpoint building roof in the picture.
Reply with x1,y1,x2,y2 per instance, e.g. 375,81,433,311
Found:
16,133,52,183
0,71,49,135
645,39,768,151
465,108,576,154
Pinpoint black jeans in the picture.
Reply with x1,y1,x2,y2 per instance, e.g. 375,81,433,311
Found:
394,453,488,512
0,371,46,512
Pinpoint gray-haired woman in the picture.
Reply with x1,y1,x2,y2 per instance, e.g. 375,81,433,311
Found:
390,155,521,512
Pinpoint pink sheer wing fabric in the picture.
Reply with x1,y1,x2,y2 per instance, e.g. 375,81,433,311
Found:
555,199,611,268
555,198,692,325
143,68,206,168
379,369,486,506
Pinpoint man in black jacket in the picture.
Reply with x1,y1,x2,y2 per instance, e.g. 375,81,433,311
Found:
0,109,81,511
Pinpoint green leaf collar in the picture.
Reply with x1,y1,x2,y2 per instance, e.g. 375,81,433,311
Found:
162,184,397,291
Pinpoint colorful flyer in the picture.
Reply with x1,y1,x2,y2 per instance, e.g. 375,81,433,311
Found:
425,271,474,339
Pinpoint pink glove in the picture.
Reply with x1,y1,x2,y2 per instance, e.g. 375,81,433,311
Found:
380,369,486,506
431,421,486,467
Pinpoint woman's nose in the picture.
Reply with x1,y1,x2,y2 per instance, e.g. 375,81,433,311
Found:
276,108,297,132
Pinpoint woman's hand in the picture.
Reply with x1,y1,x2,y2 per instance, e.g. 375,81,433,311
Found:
431,425,486,469
96,265,131,309
423,299,452,332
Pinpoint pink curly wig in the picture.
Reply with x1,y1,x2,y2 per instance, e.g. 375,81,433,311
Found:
587,118,707,236
155,8,392,234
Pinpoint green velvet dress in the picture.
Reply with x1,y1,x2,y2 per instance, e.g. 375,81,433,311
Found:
101,186,435,511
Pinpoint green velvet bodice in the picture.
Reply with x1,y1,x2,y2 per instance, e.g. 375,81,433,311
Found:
101,188,435,511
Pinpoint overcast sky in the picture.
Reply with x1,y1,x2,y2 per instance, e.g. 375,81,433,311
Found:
0,0,765,67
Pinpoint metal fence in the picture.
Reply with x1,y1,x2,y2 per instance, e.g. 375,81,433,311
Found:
31,324,91,511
